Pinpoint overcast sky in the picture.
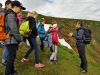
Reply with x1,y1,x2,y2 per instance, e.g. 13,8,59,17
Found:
0,0,100,21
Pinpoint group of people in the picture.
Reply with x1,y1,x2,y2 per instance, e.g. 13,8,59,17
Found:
0,0,88,75
0,0,59,75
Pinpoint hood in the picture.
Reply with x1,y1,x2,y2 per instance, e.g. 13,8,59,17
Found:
5,9,16,16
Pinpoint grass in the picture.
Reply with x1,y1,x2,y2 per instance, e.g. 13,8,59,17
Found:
0,42,100,75
0,11,100,75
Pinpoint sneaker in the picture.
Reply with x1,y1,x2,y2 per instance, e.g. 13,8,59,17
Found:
47,60,53,64
81,70,87,73
35,63,45,68
54,60,59,64
21,58,29,62
0,62,7,67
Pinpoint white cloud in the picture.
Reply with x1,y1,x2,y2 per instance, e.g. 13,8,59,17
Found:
0,0,100,21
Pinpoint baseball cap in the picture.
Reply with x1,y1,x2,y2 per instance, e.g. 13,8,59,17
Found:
11,1,26,10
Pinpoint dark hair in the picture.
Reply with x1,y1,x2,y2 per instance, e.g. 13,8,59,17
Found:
78,22,83,26
0,3,2,7
52,20,57,25
5,0,12,6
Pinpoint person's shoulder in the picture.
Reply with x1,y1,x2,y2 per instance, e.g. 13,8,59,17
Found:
7,14,16,18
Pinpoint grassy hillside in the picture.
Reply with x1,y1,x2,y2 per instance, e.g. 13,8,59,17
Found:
0,43,100,75
0,11,100,75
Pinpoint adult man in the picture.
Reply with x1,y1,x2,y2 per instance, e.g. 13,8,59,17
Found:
69,22,87,73
4,1,26,75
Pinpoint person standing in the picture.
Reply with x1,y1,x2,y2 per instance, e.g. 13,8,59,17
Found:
38,18,46,51
69,22,87,73
48,24,59,64
0,3,3,13
1,0,12,66
4,1,26,75
21,11,45,68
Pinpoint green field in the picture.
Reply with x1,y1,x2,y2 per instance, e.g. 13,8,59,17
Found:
0,42,100,75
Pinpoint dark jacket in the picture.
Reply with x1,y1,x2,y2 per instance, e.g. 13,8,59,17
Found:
26,16,38,38
38,23,45,38
4,9,22,45
72,26,85,46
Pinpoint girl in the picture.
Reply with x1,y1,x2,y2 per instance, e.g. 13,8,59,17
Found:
48,24,59,64
21,11,45,68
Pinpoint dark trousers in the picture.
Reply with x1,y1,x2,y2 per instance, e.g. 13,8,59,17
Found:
5,44,18,75
77,44,87,71
24,38,39,64
50,47,53,52
40,38,44,50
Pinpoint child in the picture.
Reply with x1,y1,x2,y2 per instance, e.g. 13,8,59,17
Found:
48,24,59,64
21,11,45,68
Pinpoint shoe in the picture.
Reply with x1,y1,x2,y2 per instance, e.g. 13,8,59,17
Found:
35,62,45,68
41,49,45,52
13,72,21,75
3,72,21,75
0,62,7,67
81,70,87,73
54,60,59,64
21,58,29,62
47,60,53,64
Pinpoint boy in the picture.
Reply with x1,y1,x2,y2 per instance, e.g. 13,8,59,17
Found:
4,1,26,75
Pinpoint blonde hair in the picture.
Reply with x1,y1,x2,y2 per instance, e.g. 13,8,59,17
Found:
27,11,38,17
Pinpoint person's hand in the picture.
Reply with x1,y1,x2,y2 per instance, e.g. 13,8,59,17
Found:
69,33,73,37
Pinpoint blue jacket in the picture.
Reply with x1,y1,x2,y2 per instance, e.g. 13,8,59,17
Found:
38,23,45,38
0,8,6,14
72,26,85,46
36,20,40,28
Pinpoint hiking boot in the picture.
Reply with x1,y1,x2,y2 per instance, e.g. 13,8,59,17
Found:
81,70,87,73
21,58,29,62
35,63,45,68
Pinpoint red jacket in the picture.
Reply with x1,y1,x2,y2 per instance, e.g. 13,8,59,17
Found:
50,28,59,46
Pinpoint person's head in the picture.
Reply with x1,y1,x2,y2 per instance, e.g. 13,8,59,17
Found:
5,0,12,9
17,11,22,17
52,20,57,25
27,11,38,19
53,24,58,29
11,1,26,14
40,18,45,25
0,3,2,10
76,22,83,28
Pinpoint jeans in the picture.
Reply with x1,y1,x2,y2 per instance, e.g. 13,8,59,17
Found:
77,43,87,71
24,38,39,64
5,44,18,75
2,46,8,63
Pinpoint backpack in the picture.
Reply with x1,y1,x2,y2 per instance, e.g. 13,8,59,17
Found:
43,32,53,47
82,28,92,44
19,21,32,37
0,13,10,41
